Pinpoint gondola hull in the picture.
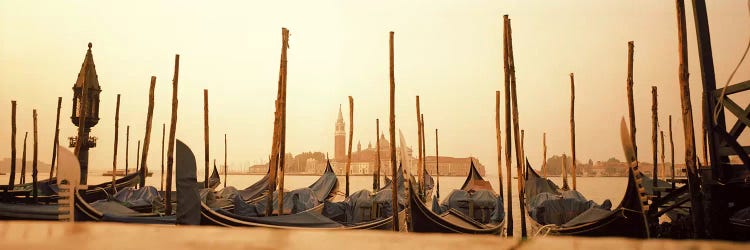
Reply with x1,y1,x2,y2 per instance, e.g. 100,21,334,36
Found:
524,163,649,238
407,179,504,234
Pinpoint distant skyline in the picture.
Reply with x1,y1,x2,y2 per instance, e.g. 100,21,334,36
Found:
1,1,749,179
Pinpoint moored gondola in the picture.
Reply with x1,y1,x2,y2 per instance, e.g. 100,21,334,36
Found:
522,120,650,238
407,161,504,234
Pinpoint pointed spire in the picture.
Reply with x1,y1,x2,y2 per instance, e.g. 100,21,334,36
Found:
74,42,101,91
337,104,344,121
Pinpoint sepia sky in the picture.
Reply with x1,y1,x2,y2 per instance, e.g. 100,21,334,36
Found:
0,0,749,178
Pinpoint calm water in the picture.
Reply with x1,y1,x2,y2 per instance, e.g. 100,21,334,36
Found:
3,171,627,237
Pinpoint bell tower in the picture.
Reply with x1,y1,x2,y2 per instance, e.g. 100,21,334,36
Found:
335,105,346,161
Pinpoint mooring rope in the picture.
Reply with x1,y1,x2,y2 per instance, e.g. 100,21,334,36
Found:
713,0,750,124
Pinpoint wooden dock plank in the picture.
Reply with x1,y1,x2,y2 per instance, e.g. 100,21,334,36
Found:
0,221,519,250
518,236,749,250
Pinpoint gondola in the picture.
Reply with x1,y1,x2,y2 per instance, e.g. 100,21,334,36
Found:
3,165,142,203
197,145,406,230
522,119,650,238
75,140,202,224
407,161,504,234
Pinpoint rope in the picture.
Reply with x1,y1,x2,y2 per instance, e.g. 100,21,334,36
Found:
534,224,557,237
713,0,750,124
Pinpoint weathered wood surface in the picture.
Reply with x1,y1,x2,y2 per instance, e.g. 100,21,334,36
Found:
0,222,519,250
518,236,748,250
1,222,747,250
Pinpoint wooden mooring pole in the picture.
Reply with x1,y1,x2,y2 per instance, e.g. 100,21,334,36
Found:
435,128,440,199
676,0,705,238
494,91,504,197
140,77,156,188
346,96,353,197
9,101,16,189
388,31,400,232
506,15,527,237
277,28,290,215
652,86,659,196
224,133,227,188
570,73,577,190
136,140,140,187
21,132,27,184
112,94,120,190
204,89,210,188
161,124,165,192
627,41,638,159
49,97,62,180
543,133,547,178
502,15,514,237
32,110,38,201
669,116,675,190
374,119,380,192
165,54,180,215
416,96,423,197
126,125,130,174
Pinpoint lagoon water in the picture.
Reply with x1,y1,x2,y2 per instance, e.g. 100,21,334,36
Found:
3,171,627,236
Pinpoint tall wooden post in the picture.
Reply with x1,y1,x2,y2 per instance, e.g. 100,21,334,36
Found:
388,31,400,232
112,94,120,190
9,101,16,188
272,28,290,215
416,95,423,197
49,97,62,180
543,133,548,178
435,129,440,199
701,92,708,166
126,125,130,174
502,15,514,237
140,77,156,188
346,96,353,197
494,91,504,197
570,73,577,190
161,123,165,192
203,89,210,188
627,41,638,159
669,116,675,190
506,15,527,237
661,131,666,181
421,114,426,196
136,140,141,187
224,133,227,188
562,154,569,190
652,86,659,193
677,0,705,237
374,119,380,191
21,132,27,184
32,109,38,201
165,54,180,215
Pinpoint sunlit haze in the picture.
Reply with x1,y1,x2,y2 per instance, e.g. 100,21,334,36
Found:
1,0,749,178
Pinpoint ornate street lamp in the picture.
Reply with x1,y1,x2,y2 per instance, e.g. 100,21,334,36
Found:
68,42,101,184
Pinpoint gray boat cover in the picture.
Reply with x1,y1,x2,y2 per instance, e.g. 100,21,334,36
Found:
434,189,504,224
232,187,320,217
176,139,202,225
236,172,270,201
322,166,406,226
730,206,750,225
527,189,612,226
89,200,140,215
216,207,343,228
113,186,162,208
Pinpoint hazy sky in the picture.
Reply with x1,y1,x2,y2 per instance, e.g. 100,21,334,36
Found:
1,1,749,178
